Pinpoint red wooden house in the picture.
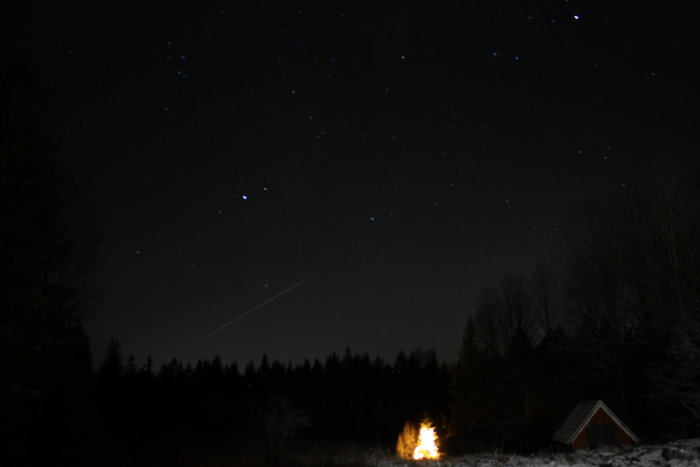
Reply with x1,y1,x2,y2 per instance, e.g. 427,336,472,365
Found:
553,400,640,450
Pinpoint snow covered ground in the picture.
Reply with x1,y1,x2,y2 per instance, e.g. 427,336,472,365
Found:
320,439,700,467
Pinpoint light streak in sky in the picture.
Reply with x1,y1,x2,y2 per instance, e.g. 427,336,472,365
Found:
204,279,308,339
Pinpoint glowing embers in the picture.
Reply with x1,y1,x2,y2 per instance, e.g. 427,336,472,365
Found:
397,419,440,461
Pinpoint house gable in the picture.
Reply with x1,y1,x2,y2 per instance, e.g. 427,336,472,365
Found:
553,400,640,449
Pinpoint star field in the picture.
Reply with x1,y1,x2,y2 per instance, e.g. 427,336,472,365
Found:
2,1,696,365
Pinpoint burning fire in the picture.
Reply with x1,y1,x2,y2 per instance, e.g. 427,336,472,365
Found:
413,421,440,460
396,419,440,461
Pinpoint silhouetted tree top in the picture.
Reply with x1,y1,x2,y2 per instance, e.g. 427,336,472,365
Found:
1,57,95,385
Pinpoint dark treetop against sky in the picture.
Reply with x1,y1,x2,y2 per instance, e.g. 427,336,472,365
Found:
2,1,697,365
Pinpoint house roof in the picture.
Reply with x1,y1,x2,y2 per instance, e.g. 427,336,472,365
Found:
552,400,640,445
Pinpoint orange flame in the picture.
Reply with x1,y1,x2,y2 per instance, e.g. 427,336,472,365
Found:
412,421,440,460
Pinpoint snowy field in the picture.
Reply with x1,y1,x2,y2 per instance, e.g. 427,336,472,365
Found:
306,439,700,467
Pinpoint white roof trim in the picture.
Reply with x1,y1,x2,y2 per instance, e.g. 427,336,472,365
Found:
567,400,640,444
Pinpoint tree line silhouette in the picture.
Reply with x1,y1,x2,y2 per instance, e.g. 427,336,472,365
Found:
97,342,449,463
450,162,700,452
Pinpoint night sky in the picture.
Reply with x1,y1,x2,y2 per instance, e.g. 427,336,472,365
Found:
3,2,697,366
